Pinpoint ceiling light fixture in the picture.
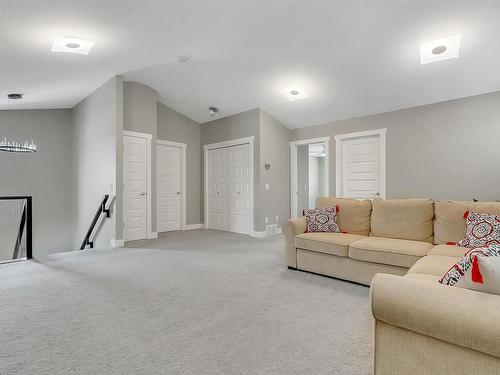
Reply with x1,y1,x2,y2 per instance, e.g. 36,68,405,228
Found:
51,37,95,55
420,35,460,65
280,85,310,102
0,95,37,153
208,106,219,116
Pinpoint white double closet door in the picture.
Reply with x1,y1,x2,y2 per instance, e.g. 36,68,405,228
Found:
208,144,251,234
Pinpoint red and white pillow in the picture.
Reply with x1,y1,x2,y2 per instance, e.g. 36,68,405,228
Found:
458,211,500,248
439,244,500,295
303,206,339,233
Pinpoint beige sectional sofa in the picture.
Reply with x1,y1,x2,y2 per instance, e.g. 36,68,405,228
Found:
283,198,500,374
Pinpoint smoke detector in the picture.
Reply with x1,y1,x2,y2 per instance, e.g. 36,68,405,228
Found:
8,93,23,100
208,106,219,116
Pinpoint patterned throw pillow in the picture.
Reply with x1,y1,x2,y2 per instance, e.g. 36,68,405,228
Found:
439,244,500,287
303,206,339,233
458,211,500,248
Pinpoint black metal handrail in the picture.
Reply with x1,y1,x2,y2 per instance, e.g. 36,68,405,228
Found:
13,200,27,259
80,195,111,250
0,196,32,260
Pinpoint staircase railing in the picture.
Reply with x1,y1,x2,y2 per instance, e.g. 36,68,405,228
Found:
80,194,113,250
0,196,32,261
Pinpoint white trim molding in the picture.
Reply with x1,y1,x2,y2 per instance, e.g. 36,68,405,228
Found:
290,137,330,219
204,136,255,235
183,223,203,230
148,231,158,239
156,139,188,231
123,130,153,241
334,128,387,199
110,239,125,248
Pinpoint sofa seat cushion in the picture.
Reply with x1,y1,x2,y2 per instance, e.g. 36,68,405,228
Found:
429,244,469,258
404,273,441,282
408,255,461,276
295,233,365,257
348,237,433,268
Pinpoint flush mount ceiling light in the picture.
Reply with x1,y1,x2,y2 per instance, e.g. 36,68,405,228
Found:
420,35,461,65
51,37,95,55
280,85,310,102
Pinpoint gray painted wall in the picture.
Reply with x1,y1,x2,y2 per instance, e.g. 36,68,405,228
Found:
201,109,260,230
157,102,202,225
71,77,122,250
123,81,157,231
0,109,72,256
259,110,290,230
290,90,500,202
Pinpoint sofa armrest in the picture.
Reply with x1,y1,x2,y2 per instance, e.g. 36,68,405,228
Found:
370,273,500,358
283,218,306,268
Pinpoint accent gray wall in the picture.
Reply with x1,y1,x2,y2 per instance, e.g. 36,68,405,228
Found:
123,81,158,232
0,109,72,256
290,90,500,202
258,110,290,231
201,109,261,230
71,77,122,250
157,102,202,225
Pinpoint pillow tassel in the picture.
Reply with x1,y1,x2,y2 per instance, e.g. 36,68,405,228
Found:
471,255,483,284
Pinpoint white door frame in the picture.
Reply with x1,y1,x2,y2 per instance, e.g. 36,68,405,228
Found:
156,139,187,230
334,128,387,199
289,137,330,219
203,136,254,234
123,130,154,240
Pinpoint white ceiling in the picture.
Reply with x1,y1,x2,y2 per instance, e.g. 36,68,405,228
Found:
1,1,500,128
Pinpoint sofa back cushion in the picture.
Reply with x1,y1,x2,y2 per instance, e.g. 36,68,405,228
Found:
434,201,500,245
370,198,434,243
315,197,372,236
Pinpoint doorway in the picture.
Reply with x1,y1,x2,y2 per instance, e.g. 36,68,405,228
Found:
123,131,152,241
156,140,186,232
204,137,254,234
290,137,330,219
335,128,386,199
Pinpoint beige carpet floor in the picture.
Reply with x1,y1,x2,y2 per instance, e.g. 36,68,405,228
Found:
0,229,372,374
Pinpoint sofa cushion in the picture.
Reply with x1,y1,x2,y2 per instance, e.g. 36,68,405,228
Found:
434,200,500,245
348,237,432,268
316,197,372,236
370,198,434,243
295,232,365,257
408,255,461,276
428,244,469,258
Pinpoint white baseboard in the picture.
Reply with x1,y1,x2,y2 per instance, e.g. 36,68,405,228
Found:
147,232,158,239
183,223,203,230
110,239,125,248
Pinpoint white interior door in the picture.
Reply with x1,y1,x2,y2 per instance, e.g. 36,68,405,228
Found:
336,130,386,199
207,143,251,234
228,144,250,234
157,144,182,232
208,148,228,231
124,135,148,241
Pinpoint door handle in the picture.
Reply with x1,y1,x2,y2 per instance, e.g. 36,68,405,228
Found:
176,192,181,195
375,192,380,196
140,192,146,196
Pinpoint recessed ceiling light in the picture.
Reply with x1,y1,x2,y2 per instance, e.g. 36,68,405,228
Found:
420,35,460,65
51,38,95,55
280,85,310,102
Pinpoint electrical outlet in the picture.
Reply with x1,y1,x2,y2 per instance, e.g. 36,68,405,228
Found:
265,217,269,224
265,183,270,190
